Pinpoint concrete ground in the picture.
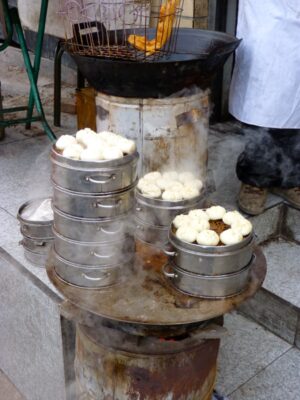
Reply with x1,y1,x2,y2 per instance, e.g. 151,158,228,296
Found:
1,47,300,400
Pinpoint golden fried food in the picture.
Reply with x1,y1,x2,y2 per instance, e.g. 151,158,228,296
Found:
128,0,178,55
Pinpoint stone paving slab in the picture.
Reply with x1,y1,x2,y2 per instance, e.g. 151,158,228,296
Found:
216,312,292,396
262,239,300,309
0,207,60,296
0,370,25,400
0,136,52,216
238,289,299,345
229,347,300,400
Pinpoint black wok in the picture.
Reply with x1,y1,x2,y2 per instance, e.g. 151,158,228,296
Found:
67,28,241,98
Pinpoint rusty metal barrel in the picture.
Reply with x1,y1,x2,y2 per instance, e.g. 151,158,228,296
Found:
96,90,210,177
75,323,219,400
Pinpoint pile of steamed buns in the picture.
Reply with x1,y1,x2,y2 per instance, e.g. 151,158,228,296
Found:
173,206,253,246
55,128,136,161
137,171,203,201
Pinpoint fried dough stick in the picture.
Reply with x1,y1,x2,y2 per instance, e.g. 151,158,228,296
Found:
128,0,178,55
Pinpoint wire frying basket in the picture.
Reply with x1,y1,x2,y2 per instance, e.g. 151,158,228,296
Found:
58,0,184,61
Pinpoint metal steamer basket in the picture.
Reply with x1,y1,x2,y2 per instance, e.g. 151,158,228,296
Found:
135,217,169,246
53,228,134,266
163,259,253,299
53,206,130,243
21,235,53,254
17,198,54,267
163,224,255,298
52,248,130,289
135,189,206,226
51,148,138,287
52,182,136,219
17,199,53,239
166,229,255,276
51,147,138,194
21,236,54,267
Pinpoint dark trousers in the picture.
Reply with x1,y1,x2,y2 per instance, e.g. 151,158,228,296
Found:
236,126,300,188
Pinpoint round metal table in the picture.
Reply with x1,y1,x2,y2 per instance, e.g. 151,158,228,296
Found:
47,245,266,331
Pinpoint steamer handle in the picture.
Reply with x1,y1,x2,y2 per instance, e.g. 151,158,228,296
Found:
101,224,123,235
86,174,116,184
93,200,122,209
162,263,178,279
81,272,110,281
163,243,177,257
92,251,114,259
19,239,45,247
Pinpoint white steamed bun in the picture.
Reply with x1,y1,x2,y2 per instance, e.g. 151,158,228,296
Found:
220,229,243,245
206,206,226,220
62,143,84,160
188,209,209,221
56,135,76,151
137,178,149,191
103,146,123,160
196,230,220,246
182,187,200,200
176,226,198,243
162,190,183,201
173,214,191,229
231,219,253,236
190,219,210,232
80,147,103,161
222,211,244,226
118,138,136,154
143,171,162,182
141,183,161,198
76,128,96,147
184,179,203,192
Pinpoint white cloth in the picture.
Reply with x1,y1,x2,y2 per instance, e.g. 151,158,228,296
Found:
229,0,300,128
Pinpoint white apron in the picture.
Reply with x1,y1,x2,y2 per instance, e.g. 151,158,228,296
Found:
229,0,300,128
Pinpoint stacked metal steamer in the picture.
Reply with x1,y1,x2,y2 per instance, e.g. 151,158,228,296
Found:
163,210,256,298
50,144,138,288
18,198,54,267
134,189,206,249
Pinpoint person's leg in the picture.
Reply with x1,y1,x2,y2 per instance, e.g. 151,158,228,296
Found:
236,126,279,215
269,129,300,208
236,127,283,188
237,127,300,214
